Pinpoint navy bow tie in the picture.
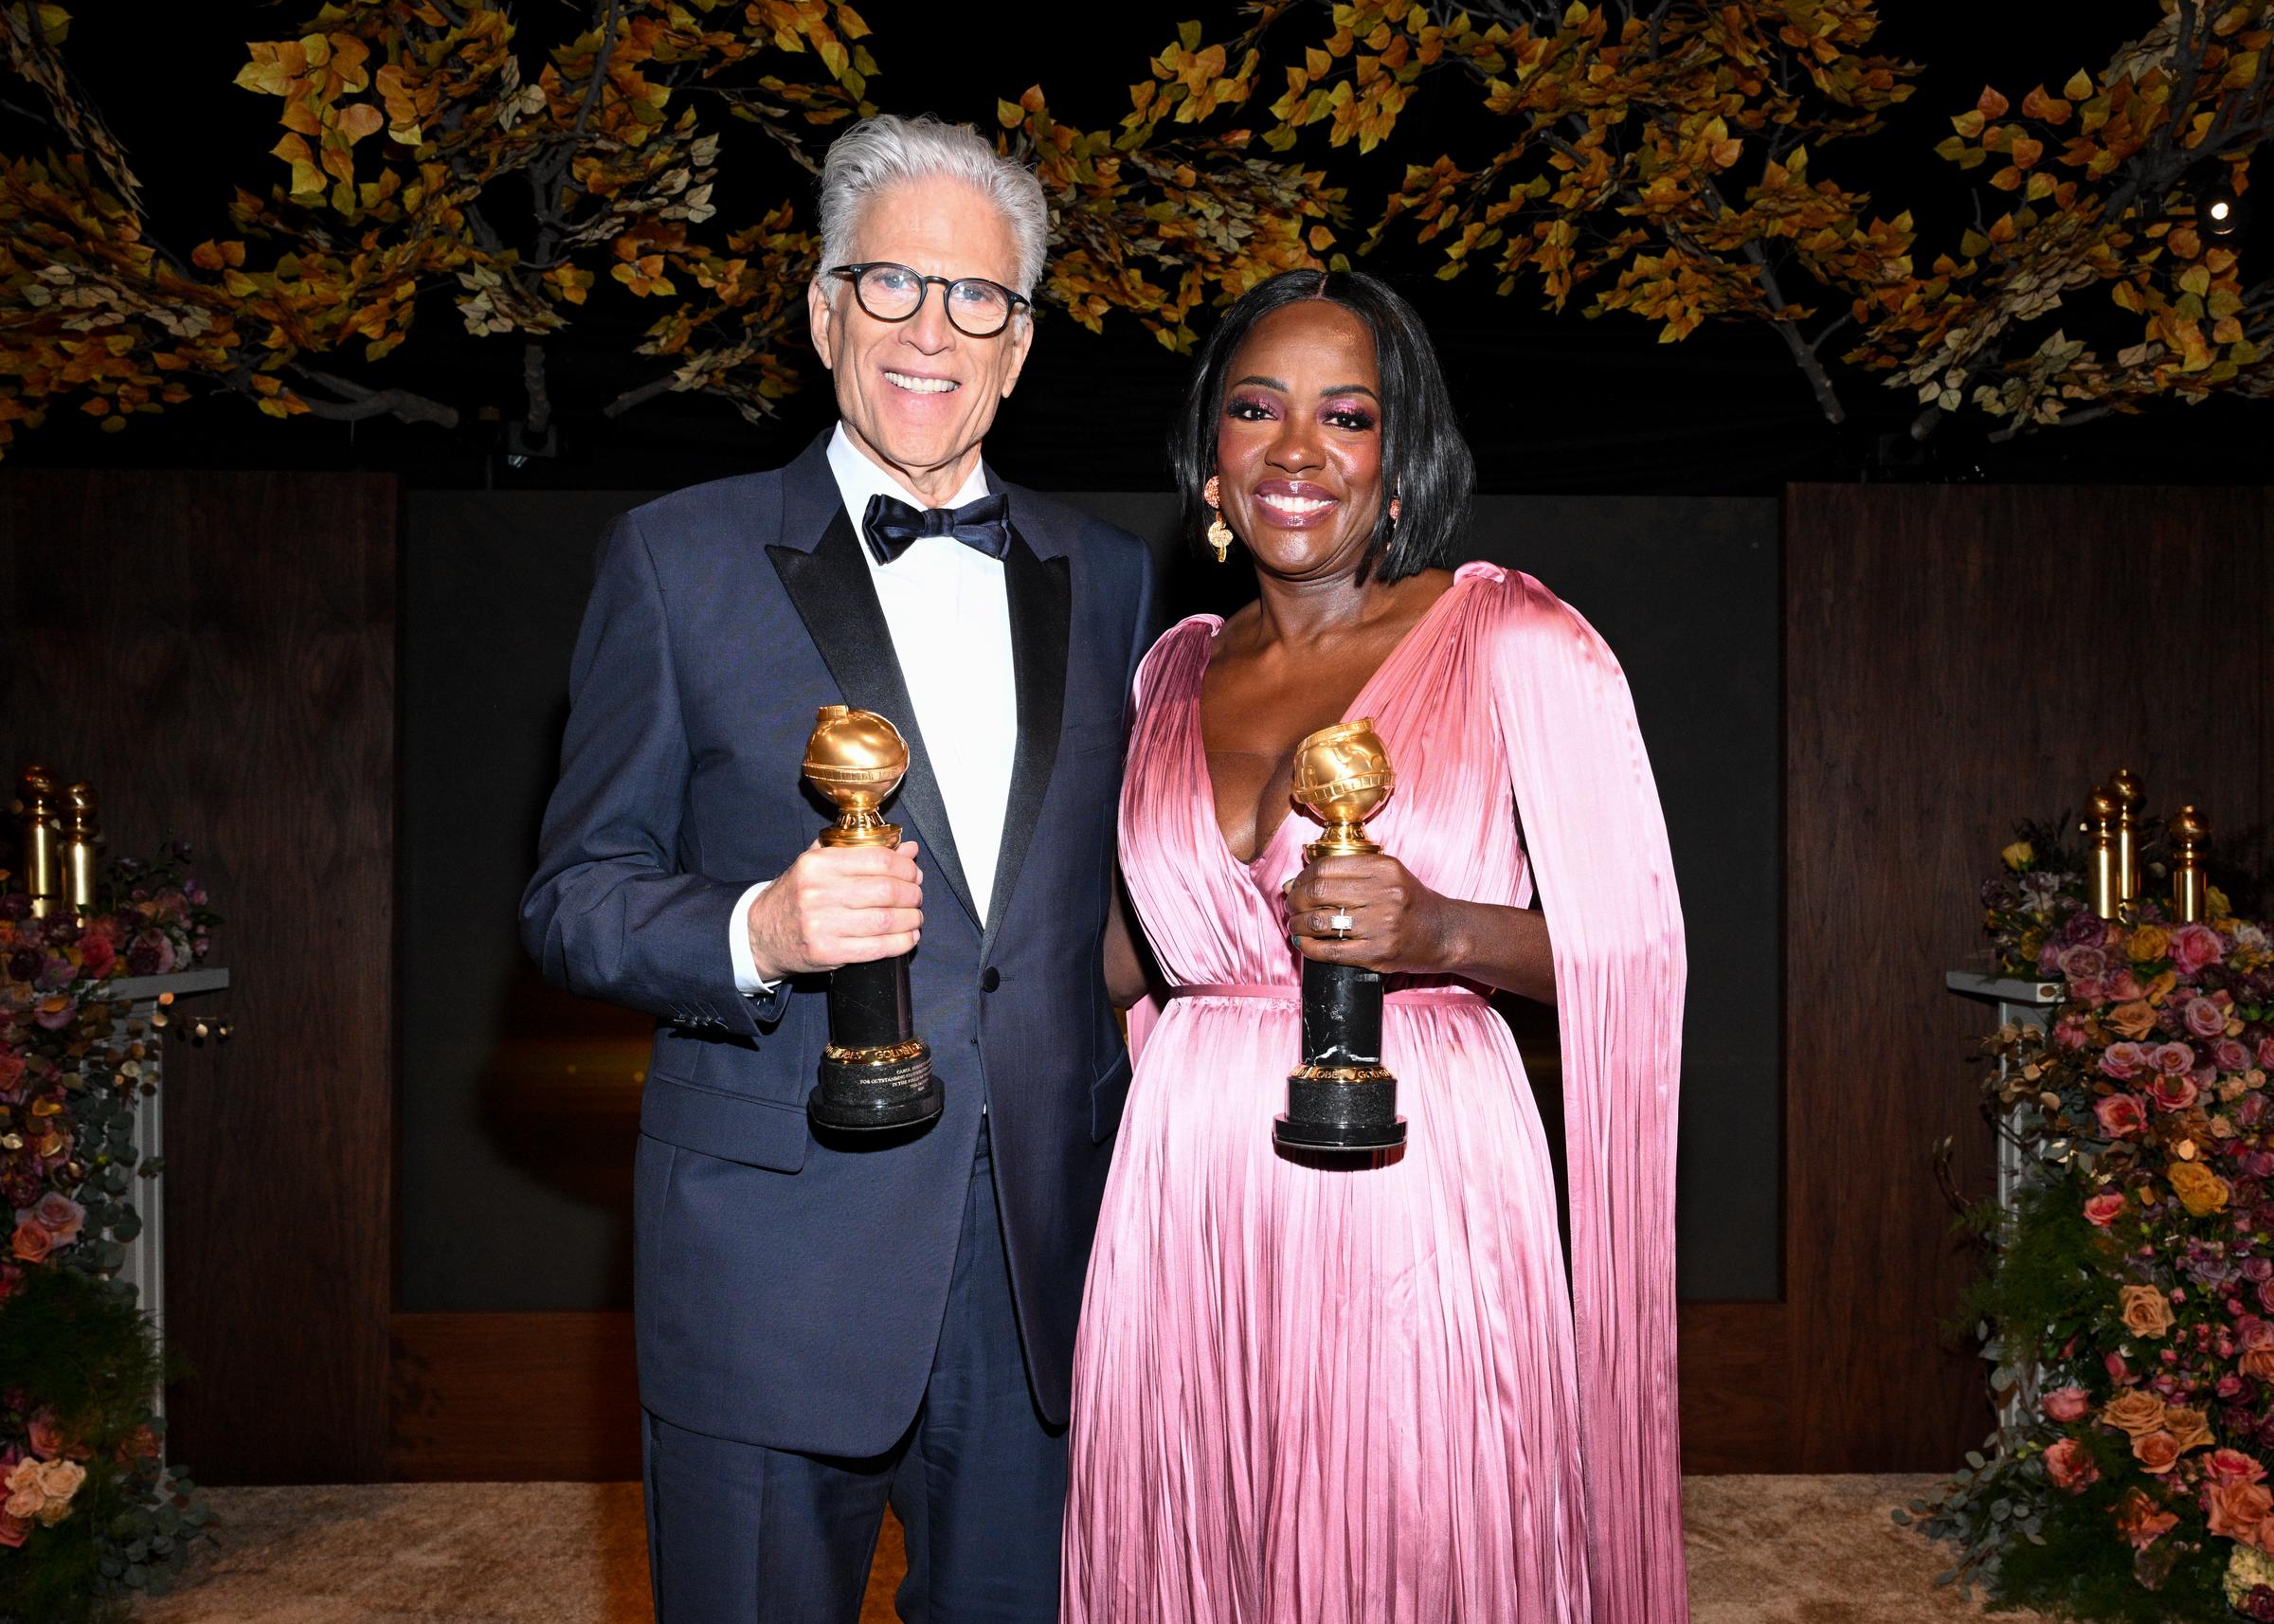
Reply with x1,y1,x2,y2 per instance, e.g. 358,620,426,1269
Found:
861,491,1013,566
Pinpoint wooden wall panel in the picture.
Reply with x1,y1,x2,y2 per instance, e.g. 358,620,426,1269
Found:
0,471,397,1485
387,1302,1792,1481
389,1313,638,1480
1782,482,2270,1471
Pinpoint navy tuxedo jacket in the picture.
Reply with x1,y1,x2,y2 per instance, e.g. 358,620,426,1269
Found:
520,431,1155,1454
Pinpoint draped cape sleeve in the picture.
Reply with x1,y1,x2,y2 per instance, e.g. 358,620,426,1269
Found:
1481,565,1689,1622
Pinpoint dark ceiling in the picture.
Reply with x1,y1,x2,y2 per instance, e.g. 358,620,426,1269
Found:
5,1,2267,495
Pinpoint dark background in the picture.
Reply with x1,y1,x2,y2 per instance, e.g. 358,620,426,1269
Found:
9,3,2272,495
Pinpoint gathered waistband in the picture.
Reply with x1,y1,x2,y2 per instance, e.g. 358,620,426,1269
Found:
1166,982,1489,1006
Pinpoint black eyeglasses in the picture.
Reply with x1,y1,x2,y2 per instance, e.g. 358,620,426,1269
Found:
827,262,1031,338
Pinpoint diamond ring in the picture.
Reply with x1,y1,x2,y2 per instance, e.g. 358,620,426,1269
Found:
1326,911,1355,939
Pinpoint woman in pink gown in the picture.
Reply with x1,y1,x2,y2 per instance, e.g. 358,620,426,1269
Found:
1063,271,1688,1623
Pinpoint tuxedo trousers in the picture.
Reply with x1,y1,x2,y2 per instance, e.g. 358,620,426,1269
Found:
641,1121,1068,1624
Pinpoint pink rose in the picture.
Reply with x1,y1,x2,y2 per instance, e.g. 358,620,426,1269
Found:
2061,945,2111,981
2108,1351,2138,1384
2217,1038,2254,1074
73,932,113,979
2186,998,2229,1039
26,1196,80,1247
2108,968,2145,1001
9,1223,50,1266
111,1425,157,1466
2260,1037,2274,1072
2154,1041,2197,1076
2243,1318,2274,1352
26,1416,62,1461
2172,923,2226,974
2103,1042,2150,1081
2208,1448,2270,1487
2053,1015,2089,1051
2046,1436,2100,1492
2044,1386,2091,1422
2085,1192,2128,1227
2150,1075,2199,1112
2096,1094,2148,1137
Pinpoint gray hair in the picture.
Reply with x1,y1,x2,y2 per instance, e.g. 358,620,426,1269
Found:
815,114,1050,299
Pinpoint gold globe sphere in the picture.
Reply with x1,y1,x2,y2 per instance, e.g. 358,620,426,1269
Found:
804,705,910,845
1290,717,1396,857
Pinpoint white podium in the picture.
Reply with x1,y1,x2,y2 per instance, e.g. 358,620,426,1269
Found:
90,966,229,1400
1945,969,2064,1433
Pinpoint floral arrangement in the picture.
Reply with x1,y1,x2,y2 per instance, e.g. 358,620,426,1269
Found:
1904,816,2274,1620
0,846,217,1622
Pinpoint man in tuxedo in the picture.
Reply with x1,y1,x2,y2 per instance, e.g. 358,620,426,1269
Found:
521,114,1154,1622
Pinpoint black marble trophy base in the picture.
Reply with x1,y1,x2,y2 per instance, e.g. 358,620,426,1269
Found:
809,950,938,1130
1273,957,1405,1152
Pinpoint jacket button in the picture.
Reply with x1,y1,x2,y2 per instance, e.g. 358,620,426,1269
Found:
980,966,1001,992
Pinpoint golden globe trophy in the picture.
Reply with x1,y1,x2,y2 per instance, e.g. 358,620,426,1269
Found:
1275,718,1405,1153
803,706,939,1131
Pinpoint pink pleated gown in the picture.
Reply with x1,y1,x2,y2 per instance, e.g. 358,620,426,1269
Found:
1064,562,1690,1624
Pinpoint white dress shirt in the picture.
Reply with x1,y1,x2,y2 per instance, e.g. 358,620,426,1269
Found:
730,424,1020,992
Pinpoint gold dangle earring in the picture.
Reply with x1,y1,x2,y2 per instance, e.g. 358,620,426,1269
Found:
1203,475,1235,565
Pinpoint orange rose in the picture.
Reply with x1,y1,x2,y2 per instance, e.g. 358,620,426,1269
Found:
2130,925,2174,964
2134,1430,2183,1473
2106,1001,2158,1040
9,1222,50,1266
2166,1406,2216,1453
2102,1391,2170,1435
2246,1348,2274,1381
2121,1284,2175,1338
2114,1486,2179,1549
2211,1482,2274,1543
2147,969,2180,1006
2171,1162,2232,1217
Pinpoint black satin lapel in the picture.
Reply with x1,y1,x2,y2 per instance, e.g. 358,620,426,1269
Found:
983,534,1071,947
766,511,979,928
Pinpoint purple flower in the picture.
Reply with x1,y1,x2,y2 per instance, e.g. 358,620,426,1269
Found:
31,999,74,1031
2153,1041,2196,1077
2217,1038,2254,1074
2186,996,2230,1038
2060,909,2111,947
4,950,38,985
32,956,73,992
2060,945,2111,981
0,896,27,923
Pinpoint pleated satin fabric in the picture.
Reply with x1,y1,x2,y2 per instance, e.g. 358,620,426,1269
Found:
1063,561,1688,1623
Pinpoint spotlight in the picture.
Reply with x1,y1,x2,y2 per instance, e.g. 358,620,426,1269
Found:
2198,187,2249,237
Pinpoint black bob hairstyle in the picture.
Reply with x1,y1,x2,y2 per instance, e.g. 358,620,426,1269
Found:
1169,268,1474,586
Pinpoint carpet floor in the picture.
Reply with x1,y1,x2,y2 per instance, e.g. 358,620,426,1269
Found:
132,1476,2045,1623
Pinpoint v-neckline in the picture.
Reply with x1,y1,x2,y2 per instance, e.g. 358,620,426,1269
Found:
1190,571,1472,872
